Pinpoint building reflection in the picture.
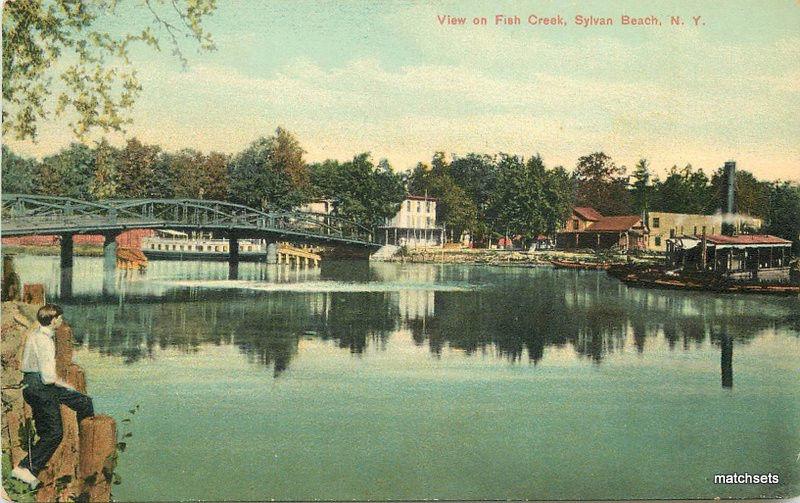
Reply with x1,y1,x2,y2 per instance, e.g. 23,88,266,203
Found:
45,261,797,379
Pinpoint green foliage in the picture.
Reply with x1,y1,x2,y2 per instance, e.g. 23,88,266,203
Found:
651,164,713,214
37,143,96,199
115,137,172,198
228,129,310,210
573,152,632,215
405,153,478,240
487,154,573,243
631,158,652,214
88,139,119,199
1,451,36,502
1,145,38,194
766,182,800,253
2,0,217,141
308,153,405,229
710,167,771,218
448,153,498,240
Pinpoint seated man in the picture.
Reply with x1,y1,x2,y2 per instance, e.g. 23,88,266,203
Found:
11,304,94,489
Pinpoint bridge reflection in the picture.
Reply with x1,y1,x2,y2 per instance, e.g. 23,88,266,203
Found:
47,261,799,387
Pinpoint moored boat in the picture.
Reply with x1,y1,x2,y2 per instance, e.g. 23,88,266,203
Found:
607,264,799,296
141,230,268,261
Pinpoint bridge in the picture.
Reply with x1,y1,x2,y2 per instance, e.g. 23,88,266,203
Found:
1,194,380,295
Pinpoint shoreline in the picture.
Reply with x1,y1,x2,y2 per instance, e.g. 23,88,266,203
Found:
2,244,105,257
380,247,662,268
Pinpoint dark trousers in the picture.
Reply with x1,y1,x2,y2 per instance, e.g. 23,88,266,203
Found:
19,372,94,476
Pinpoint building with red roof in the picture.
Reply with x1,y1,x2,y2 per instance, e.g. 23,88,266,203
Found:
556,208,648,251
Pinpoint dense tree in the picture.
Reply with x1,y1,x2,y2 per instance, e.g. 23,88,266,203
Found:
37,143,95,198
88,138,119,199
115,137,165,198
487,154,573,243
1,146,39,194
710,167,771,218
405,154,477,240
652,164,713,214
199,152,230,201
765,182,800,253
449,153,498,240
308,153,405,229
2,0,216,140
228,129,309,210
631,158,652,215
573,152,632,215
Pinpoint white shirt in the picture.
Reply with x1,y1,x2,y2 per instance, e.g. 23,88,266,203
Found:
20,325,58,385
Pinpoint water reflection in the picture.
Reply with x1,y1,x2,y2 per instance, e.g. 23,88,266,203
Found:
9,256,799,379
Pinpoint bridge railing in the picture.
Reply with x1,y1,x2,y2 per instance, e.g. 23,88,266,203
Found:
1,195,376,244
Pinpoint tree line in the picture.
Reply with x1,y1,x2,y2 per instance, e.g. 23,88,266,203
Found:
2,128,799,249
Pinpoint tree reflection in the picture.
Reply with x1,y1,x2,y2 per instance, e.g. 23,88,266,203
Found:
46,263,800,377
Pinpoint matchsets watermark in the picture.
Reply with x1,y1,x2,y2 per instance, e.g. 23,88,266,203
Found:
713,473,780,485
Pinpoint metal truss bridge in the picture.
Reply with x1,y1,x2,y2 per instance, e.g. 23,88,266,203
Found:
0,194,377,247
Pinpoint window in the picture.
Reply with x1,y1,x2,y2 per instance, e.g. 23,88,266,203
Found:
572,220,579,230
653,217,660,228
406,201,411,211
693,226,697,235
417,201,421,213
150,244,155,250
426,201,431,212
702,225,706,235
157,244,162,250
669,229,675,238
655,237,662,246
198,246,203,252
427,217,432,227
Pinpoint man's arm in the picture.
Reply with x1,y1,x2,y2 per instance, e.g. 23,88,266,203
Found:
36,335,74,390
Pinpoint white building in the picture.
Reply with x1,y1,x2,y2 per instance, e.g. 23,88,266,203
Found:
299,199,335,214
379,195,444,248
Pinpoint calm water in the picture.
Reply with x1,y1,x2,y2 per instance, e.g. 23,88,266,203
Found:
9,255,800,500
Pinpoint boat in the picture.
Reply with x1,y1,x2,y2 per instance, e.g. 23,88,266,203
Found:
606,264,800,296
141,230,268,261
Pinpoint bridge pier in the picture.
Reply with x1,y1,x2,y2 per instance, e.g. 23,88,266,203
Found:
103,233,118,272
60,234,73,299
229,236,239,280
266,242,278,265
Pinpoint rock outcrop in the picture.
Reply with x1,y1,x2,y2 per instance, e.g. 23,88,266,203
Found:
2,294,117,502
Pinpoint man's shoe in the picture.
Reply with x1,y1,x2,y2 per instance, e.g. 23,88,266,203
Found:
11,466,40,489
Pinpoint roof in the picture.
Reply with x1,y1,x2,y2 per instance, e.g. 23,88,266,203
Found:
587,215,643,232
406,195,437,201
703,234,792,246
573,207,603,221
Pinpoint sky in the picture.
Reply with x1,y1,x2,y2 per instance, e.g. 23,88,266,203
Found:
4,0,799,181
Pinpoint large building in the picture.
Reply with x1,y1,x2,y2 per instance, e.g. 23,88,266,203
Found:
646,212,763,251
556,207,648,251
378,195,444,248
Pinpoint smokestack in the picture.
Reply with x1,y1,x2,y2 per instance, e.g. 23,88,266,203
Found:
724,161,736,215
